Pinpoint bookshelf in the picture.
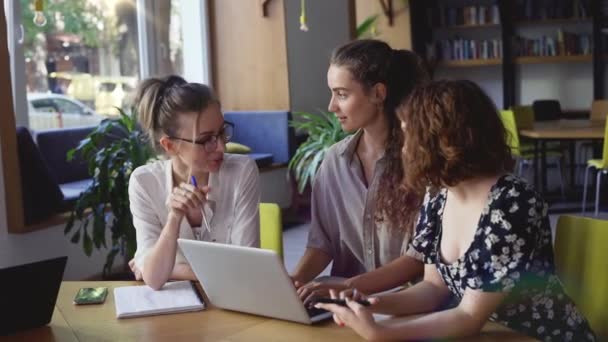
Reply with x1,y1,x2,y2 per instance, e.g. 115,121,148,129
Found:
410,0,606,109
515,54,593,64
439,58,502,67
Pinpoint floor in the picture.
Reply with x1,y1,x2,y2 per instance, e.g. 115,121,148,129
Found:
282,210,608,275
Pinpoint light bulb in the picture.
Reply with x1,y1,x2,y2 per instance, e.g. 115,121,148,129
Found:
33,11,47,27
33,0,47,27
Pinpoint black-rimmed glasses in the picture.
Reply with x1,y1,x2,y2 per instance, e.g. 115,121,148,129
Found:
169,121,234,152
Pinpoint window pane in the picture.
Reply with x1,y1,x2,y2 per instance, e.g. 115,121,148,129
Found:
150,0,183,77
21,0,140,129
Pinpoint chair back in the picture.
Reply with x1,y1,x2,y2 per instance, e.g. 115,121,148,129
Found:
499,110,522,157
590,99,608,121
260,203,283,259
532,100,562,121
555,215,608,340
511,105,535,130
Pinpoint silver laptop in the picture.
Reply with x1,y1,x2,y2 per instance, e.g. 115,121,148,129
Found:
178,239,332,324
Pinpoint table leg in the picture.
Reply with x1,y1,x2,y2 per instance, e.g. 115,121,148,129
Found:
533,140,539,190
569,141,575,189
541,140,547,194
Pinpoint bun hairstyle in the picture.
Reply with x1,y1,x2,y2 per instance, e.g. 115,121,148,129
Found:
133,75,219,151
330,39,429,233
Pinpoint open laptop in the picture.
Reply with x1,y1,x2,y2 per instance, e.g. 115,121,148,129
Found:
0,256,67,336
178,239,332,324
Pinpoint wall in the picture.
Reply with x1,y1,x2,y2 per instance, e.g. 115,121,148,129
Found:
209,0,290,111
355,0,412,49
284,0,354,114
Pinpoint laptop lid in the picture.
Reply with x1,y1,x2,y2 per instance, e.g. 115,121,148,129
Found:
0,256,67,336
178,239,326,324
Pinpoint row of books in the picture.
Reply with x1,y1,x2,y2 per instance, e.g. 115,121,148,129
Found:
436,4,501,27
513,0,591,21
513,31,592,57
429,38,503,62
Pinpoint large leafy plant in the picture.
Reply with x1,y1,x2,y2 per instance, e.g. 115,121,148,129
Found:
64,109,155,277
288,111,351,194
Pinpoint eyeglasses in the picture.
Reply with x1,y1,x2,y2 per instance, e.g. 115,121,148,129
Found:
168,121,234,152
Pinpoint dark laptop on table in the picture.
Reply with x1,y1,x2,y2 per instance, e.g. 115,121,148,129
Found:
0,256,67,336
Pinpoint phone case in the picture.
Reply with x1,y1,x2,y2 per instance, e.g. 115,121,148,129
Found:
73,287,108,305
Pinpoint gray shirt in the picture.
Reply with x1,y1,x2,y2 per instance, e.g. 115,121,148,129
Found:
306,131,420,278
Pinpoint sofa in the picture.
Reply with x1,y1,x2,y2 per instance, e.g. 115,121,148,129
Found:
16,111,295,225
223,111,295,168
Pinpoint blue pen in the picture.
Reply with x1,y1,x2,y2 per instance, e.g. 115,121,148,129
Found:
191,175,211,235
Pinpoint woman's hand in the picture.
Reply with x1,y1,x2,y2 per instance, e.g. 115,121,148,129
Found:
128,258,142,281
168,183,210,218
315,289,382,341
297,279,352,306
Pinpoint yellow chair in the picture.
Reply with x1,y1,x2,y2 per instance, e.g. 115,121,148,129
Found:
500,110,565,196
554,215,608,340
260,203,283,259
511,105,535,130
590,99,608,121
581,120,608,216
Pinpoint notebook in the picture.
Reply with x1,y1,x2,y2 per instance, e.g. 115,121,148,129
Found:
114,281,205,319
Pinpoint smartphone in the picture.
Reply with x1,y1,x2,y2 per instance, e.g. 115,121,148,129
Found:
312,297,371,307
73,287,108,305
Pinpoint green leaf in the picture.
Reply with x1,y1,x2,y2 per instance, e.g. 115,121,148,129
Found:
71,230,81,244
83,229,93,257
356,14,379,38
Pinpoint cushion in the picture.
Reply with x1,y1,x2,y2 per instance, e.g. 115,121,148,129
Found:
60,179,94,202
248,153,274,168
226,142,251,154
16,127,64,225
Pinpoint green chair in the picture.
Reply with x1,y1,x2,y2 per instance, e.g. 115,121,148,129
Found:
260,202,283,260
555,215,608,341
581,120,608,216
500,110,565,197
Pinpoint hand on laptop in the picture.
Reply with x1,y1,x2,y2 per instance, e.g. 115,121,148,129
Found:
297,279,351,306
314,289,380,339
128,258,143,281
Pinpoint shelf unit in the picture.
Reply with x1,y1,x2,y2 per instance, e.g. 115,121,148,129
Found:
410,0,606,109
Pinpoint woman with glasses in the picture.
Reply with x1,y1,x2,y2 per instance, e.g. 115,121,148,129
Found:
128,75,260,290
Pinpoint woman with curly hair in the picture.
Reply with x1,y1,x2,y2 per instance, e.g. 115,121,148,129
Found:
291,39,429,304
316,80,596,341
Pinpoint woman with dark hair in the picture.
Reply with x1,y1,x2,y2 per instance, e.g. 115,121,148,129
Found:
292,39,429,303
128,75,260,290
316,80,596,341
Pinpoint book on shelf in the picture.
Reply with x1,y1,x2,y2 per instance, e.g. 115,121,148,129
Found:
514,0,591,21
514,30,592,57
436,4,500,27
432,38,502,62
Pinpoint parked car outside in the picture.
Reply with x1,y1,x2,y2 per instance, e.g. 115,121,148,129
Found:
27,93,104,130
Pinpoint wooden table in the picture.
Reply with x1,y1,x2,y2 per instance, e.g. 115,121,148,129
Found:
519,119,605,195
1,282,537,341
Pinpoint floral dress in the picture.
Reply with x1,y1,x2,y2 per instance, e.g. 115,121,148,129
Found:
408,175,596,341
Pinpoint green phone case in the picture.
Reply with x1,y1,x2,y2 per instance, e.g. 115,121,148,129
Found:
73,287,108,305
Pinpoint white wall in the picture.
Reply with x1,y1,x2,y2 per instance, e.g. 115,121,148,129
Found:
516,63,593,109
435,66,504,108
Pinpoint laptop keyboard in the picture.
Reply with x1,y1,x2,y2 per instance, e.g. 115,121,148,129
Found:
306,305,329,318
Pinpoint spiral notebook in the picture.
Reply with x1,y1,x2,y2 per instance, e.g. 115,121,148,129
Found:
114,281,205,319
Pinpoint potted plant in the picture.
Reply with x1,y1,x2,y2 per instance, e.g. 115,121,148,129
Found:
288,111,351,194
64,108,155,278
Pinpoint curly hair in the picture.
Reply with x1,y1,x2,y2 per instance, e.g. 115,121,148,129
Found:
398,80,514,196
330,39,429,233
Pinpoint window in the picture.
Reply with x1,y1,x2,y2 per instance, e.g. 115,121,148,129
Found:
2,0,211,232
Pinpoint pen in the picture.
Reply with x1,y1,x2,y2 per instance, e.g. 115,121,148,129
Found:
190,176,212,235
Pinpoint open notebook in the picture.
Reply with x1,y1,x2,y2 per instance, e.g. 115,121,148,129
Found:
114,281,205,319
